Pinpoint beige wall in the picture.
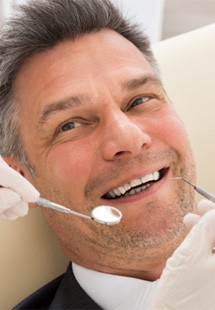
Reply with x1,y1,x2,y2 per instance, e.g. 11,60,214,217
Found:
162,0,215,39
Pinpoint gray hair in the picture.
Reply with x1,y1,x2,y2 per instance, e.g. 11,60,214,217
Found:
0,0,158,167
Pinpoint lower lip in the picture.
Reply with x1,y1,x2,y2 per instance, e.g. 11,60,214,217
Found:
104,169,170,205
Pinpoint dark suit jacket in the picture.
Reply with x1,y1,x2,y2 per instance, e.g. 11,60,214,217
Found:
13,263,102,309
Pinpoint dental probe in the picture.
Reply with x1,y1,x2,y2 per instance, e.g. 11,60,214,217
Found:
172,177,215,203
36,197,122,225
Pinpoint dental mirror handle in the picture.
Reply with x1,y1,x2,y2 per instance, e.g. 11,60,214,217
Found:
36,197,93,221
0,156,122,224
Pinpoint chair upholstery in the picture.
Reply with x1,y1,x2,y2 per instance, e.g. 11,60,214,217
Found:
153,23,215,192
0,23,214,309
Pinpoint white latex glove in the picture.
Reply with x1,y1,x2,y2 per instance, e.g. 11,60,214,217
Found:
148,199,215,310
184,199,215,228
0,156,39,220
114,200,215,310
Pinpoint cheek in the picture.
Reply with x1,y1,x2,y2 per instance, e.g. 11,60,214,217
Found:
156,110,191,150
47,141,96,189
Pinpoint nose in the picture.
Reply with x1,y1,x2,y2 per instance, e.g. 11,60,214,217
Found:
101,111,152,160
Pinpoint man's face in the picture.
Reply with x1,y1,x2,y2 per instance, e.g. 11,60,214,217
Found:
13,30,196,280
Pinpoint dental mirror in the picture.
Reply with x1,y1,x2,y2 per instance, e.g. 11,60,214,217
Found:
36,197,122,225
91,205,122,225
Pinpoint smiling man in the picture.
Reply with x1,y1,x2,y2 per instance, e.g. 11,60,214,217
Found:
0,0,199,308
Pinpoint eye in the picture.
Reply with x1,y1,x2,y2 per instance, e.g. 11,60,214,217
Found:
131,96,150,108
61,120,81,132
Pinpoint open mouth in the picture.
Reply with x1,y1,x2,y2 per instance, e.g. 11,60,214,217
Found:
101,168,168,200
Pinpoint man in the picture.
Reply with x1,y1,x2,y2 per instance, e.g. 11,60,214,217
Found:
0,0,214,309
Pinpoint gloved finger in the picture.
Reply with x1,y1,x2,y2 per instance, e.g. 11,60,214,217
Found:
183,199,215,231
0,157,39,202
0,188,21,212
11,200,28,217
1,212,18,220
1,201,28,220
183,213,200,230
185,208,215,255
197,199,215,216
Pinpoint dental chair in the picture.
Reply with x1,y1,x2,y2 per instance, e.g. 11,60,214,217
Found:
0,23,214,309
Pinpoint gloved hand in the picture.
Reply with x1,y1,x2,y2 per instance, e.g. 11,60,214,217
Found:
0,156,39,220
114,200,215,310
148,199,215,310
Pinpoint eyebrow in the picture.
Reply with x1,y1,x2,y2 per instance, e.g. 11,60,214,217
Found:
121,74,161,91
37,94,90,129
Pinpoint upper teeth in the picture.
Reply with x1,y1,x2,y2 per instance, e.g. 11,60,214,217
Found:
106,171,160,198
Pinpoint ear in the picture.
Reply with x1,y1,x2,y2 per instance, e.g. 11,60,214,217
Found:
3,156,27,178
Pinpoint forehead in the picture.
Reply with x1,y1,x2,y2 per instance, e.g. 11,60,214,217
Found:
13,29,155,112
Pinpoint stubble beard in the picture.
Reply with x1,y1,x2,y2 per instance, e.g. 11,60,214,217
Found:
82,149,196,272
91,184,194,271
28,147,196,275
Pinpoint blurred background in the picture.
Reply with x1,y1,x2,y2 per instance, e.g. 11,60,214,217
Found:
0,0,214,43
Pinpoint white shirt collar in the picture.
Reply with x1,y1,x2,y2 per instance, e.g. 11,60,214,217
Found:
72,262,158,309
